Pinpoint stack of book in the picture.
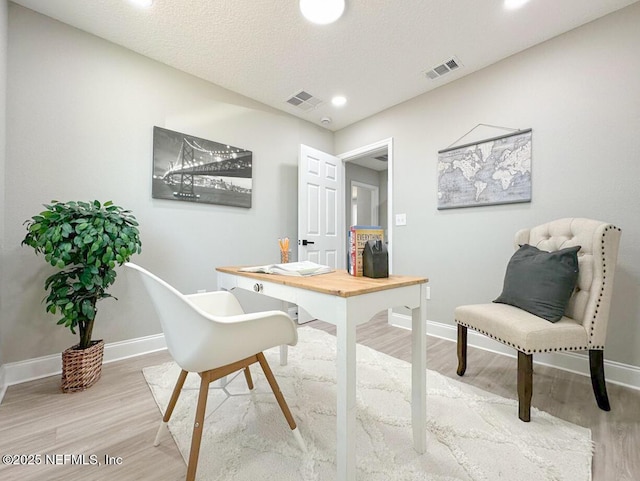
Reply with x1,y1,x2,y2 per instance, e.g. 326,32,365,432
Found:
348,225,384,276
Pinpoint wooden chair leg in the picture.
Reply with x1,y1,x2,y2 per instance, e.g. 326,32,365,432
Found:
164,369,189,422
243,366,254,390
589,349,611,411
517,351,533,422
257,352,296,430
186,372,211,481
256,352,306,451
456,324,467,376
154,369,189,446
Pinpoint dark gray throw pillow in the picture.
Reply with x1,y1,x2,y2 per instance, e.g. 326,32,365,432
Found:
493,244,581,322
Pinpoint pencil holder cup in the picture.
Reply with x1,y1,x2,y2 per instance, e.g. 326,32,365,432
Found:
280,250,290,264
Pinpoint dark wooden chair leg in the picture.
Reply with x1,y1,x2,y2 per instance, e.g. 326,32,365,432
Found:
517,351,533,422
589,349,611,411
456,324,467,376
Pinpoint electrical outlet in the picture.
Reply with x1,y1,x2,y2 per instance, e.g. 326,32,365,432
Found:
395,213,407,226
287,307,298,320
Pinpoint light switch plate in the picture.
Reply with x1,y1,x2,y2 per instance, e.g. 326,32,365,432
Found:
395,213,407,226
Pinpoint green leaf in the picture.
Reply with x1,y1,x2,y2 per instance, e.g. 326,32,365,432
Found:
81,299,96,319
75,223,89,233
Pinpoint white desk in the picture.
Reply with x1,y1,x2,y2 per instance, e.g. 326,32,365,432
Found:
216,267,428,481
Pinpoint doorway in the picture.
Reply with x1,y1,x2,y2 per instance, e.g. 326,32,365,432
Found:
350,180,379,227
339,138,393,272
296,140,392,324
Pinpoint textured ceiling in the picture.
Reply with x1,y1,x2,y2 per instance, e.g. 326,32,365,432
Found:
11,0,639,131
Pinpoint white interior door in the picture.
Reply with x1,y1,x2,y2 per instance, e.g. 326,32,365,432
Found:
298,145,344,269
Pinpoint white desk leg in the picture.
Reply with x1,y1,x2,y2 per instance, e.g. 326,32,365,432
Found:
336,311,356,481
280,301,289,366
411,284,427,453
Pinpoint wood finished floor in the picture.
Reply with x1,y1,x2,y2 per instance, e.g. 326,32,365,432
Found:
1,314,638,481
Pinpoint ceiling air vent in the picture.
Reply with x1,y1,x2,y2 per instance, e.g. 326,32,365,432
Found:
286,90,323,112
374,154,388,162
424,56,463,80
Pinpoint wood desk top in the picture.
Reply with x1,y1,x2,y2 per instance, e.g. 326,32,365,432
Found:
216,266,427,298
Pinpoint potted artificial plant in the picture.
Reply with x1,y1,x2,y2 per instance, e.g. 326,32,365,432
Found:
23,200,142,392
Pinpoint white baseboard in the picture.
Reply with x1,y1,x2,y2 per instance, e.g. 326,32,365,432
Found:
0,364,6,405
391,313,640,391
4,314,639,405
0,334,167,400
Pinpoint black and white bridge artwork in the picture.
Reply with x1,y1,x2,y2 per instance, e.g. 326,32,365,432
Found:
152,126,252,208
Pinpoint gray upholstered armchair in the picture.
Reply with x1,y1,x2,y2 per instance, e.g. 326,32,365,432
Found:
455,218,622,421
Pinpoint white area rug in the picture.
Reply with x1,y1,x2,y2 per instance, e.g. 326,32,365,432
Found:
143,327,592,481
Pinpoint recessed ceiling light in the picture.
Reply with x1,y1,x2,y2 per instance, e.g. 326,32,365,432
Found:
129,0,153,8
331,96,347,107
504,0,530,9
300,0,345,25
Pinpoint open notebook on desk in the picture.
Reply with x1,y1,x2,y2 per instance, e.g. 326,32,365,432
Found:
239,260,332,277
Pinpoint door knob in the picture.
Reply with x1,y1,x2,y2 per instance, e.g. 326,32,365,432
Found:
300,239,315,246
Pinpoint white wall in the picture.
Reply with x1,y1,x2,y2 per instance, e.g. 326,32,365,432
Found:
0,0,8,386
335,3,640,367
2,5,332,363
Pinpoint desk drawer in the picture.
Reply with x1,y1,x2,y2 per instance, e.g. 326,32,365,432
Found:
233,276,298,304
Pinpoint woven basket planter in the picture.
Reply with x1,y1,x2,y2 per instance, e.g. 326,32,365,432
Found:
61,340,105,393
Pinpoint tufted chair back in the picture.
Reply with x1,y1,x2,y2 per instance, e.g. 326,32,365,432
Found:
514,218,621,349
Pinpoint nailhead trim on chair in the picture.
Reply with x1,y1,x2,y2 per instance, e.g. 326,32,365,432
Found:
587,225,621,348
454,320,600,354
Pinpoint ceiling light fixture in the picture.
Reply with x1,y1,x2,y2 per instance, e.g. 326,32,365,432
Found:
300,0,345,25
331,96,347,107
504,0,530,9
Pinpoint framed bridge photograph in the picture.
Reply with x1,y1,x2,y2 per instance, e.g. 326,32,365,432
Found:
152,126,253,208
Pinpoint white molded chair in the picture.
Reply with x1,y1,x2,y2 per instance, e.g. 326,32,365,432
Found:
455,218,622,422
125,263,305,481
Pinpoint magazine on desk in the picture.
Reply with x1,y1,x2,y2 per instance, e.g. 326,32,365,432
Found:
240,260,333,277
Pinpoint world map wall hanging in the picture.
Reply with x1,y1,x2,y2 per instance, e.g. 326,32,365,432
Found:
437,128,532,209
